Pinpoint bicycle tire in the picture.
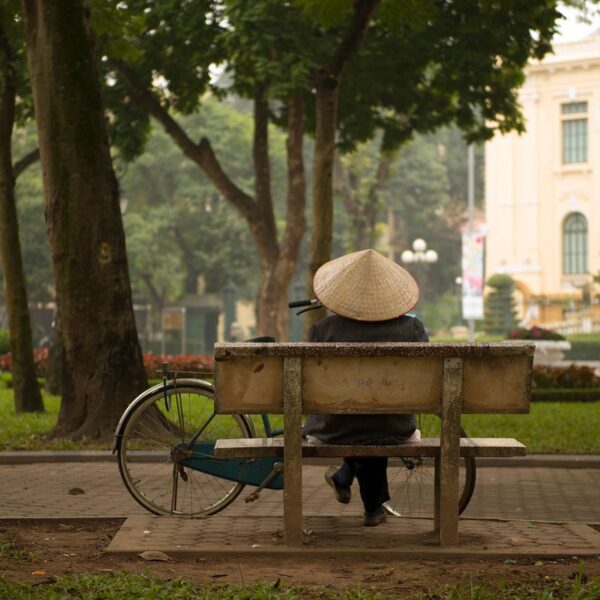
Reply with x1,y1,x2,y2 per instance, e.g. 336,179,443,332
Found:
117,379,254,517
384,414,476,518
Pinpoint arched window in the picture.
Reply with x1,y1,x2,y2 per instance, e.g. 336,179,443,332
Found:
563,213,588,275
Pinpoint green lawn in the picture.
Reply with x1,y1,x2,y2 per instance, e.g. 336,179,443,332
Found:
1,389,599,454
0,572,598,600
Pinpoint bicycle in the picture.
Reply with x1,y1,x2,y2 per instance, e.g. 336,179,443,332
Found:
113,300,476,519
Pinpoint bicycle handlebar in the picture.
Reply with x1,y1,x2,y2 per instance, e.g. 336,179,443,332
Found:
288,299,318,309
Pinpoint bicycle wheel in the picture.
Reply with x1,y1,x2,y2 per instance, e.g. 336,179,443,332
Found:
117,379,254,517
384,414,476,518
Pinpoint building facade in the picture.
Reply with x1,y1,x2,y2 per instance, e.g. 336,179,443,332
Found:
485,35,600,328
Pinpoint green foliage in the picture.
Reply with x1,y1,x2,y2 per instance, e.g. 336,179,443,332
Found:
532,388,600,402
11,123,53,303
483,274,519,336
416,293,461,336
565,339,600,361
121,101,284,302
0,539,34,565
0,329,9,355
0,570,599,599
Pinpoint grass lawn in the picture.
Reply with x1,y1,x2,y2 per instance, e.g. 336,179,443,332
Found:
1,388,599,454
0,572,599,600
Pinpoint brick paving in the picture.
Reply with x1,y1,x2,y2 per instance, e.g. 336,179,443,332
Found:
1,462,599,523
108,515,600,558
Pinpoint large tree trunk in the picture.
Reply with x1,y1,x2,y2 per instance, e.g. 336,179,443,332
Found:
305,0,380,333
22,0,147,439
0,20,43,413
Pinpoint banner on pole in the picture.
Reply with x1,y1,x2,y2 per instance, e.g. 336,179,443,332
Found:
461,232,485,320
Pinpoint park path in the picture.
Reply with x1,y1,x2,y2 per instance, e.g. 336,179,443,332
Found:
1,459,599,523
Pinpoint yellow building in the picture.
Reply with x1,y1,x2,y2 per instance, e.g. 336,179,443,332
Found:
485,35,600,329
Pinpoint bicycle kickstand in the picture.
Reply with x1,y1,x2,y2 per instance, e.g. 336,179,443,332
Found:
244,462,284,503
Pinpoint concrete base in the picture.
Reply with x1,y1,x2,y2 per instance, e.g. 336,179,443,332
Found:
106,515,600,559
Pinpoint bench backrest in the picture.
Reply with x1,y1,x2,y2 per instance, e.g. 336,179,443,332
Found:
214,342,534,415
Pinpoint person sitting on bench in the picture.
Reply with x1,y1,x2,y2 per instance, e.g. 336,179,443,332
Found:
303,249,429,526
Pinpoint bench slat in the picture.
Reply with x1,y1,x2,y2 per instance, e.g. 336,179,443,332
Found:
213,437,526,459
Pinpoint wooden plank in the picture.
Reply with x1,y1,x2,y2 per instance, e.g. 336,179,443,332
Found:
213,437,527,458
439,357,462,546
434,456,441,532
283,357,303,546
302,356,442,413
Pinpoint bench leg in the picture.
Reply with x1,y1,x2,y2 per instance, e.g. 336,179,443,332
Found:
434,456,440,532
283,357,303,546
438,357,462,546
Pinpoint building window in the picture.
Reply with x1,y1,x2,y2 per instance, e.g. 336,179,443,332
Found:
561,101,588,164
563,212,588,275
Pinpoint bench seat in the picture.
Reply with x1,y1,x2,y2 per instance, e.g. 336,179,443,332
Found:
214,437,526,459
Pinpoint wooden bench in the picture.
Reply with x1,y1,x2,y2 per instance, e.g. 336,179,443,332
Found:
213,342,534,547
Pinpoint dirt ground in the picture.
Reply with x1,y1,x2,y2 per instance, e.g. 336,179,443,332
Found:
1,519,599,594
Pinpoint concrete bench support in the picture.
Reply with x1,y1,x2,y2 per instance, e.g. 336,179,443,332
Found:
283,357,303,546
213,342,534,548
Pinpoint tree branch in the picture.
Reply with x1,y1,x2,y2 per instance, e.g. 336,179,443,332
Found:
110,58,256,221
328,0,380,80
13,148,40,179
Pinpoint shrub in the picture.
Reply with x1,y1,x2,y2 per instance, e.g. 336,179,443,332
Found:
509,325,566,341
143,353,214,378
0,329,10,355
0,348,48,377
483,274,518,335
566,340,600,361
532,364,600,389
532,388,600,402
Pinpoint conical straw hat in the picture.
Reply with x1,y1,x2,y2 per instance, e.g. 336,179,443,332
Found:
313,249,419,321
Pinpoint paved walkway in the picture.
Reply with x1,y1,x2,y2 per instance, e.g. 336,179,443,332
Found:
1,461,599,523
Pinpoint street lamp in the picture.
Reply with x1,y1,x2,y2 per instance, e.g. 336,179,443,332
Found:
400,238,439,265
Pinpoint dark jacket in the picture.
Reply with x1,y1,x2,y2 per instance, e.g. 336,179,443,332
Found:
302,313,429,444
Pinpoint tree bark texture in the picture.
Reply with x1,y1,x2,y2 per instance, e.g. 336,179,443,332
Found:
304,0,380,333
22,0,147,438
0,21,44,412
112,60,306,340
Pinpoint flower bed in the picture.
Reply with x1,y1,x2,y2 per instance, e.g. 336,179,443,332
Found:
0,351,215,380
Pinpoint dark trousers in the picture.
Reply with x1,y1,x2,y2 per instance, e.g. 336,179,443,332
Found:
334,457,390,513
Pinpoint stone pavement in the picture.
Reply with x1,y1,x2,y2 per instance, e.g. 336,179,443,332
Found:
1,460,599,523
2,457,600,557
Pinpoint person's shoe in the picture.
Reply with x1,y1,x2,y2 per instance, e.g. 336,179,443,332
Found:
325,467,351,504
363,506,387,527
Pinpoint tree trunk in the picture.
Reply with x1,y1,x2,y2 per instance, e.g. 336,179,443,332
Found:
0,20,43,413
22,0,147,439
305,81,338,331
274,95,306,339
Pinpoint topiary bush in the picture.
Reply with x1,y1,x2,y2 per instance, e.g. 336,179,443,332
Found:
483,274,519,336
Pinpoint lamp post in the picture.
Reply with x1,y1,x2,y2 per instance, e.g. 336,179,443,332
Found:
400,238,438,266
400,238,438,293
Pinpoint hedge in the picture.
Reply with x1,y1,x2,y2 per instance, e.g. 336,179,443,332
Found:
532,388,600,402
565,340,600,361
